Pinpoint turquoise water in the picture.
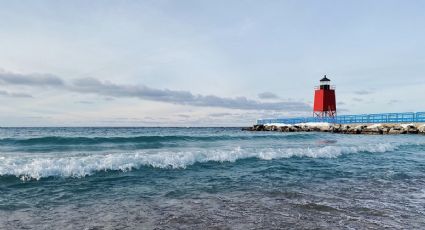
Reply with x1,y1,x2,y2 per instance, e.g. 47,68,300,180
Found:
0,127,424,229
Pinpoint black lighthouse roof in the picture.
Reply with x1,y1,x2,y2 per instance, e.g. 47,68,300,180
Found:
320,75,331,82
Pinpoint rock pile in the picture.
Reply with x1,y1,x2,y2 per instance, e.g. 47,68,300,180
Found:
242,123,425,135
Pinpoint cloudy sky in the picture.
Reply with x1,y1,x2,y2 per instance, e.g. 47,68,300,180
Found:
0,1,424,126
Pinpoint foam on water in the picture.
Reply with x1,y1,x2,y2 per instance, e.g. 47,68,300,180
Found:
0,143,398,180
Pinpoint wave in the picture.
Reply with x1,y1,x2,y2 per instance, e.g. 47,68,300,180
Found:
0,133,317,146
0,143,397,181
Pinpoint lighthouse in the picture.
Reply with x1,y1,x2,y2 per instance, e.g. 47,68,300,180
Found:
313,75,337,119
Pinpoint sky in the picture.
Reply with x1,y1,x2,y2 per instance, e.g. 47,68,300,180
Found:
0,0,424,126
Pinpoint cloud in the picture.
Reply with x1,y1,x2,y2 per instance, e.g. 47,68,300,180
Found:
258,92,279,99
72,77,310,111
0,70,311,111
353,90,373,95
0,70,64,86
352,97,364,102
0,90,33,98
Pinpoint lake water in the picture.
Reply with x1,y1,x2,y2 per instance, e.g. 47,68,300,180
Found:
0,127,424,229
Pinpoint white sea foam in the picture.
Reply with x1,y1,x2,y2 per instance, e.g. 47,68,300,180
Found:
0,143,398,180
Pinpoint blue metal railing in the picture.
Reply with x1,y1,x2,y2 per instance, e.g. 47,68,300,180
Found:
257,112,425,125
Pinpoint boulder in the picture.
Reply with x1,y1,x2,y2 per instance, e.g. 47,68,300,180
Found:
269,125,279,131
381,127,390,134
296,125,307,132
404,125,418,134
388,129,403,134
391,125,403,130
362,127,383,135
254,125,265,131
319,126,331,132
346,128,358,134
360,124,383,134
287,126,303,132
388,125,406,134
339,125,351,133
300,125,311,132
309,126,321,132
330,124,342,133
287,126,297,132
279,126,290,132
346,125,367,134
417,125,425,134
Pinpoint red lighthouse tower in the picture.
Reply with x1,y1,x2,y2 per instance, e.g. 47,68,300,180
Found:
313,75,336,119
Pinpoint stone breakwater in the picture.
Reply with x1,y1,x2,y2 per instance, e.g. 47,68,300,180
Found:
243,123,425,135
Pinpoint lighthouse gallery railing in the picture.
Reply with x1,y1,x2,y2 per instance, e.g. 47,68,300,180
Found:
257,112,425,125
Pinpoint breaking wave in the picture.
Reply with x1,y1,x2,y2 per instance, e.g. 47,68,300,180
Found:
0,143,397,181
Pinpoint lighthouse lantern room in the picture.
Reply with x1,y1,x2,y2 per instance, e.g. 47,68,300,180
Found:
313,75,337,119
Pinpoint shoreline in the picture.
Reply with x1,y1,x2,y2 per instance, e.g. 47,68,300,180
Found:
243,123,425,135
